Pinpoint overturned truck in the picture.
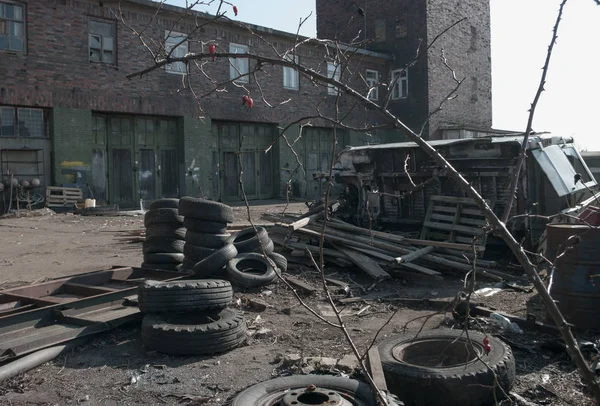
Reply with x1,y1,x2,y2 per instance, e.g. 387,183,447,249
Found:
330,134,598,249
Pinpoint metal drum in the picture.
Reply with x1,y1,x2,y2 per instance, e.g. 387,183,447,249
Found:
546,224,600,330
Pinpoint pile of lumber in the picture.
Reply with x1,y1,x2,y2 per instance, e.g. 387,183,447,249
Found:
266,198,517,283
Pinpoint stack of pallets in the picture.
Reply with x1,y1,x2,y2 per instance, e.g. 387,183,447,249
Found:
45,186,83,208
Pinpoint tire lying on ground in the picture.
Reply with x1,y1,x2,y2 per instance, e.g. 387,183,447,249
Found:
225,227,270,253
226,253,277,288
183,218,227,234
179,259,198,273
378,329,515,406
148,198,179,210
138,279,233,313
192,244,238,278
143,252,185,264
144,208,184,227
178,197,235,223
145,225,187,240
141,308,246,355
229,375,380,406
142,238,185,254
268,252,287,273
185,230,231,249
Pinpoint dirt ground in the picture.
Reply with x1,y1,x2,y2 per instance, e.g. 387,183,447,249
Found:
0,200,595,405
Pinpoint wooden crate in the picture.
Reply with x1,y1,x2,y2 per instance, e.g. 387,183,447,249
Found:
420,195,491,251
45,186,83,207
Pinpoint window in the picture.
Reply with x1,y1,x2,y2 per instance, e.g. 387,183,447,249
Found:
0,1,25,52
327,62,340,95
391,69,408,99
89,20,116,64
366,70,379,100
229,43,249,83
0,107,46,138
165,31,188,74
283,54,299,90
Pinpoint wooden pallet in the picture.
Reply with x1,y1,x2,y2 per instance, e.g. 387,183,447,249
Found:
46,186,83,206
420,195,490,251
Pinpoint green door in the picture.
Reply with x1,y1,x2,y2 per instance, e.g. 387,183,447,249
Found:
108,117,136,207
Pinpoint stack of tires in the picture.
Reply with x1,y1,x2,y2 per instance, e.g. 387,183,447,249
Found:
139,279,247,355
142,199,185,271
224,226,287,288
178,197,238,276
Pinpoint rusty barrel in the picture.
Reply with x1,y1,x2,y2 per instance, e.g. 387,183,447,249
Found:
546,224,600,330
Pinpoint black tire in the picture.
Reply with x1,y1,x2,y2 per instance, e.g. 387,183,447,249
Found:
144,208,184,227
138,279,233,313
225,227,270,253
193,244,238,278
378,329,515,406
180,259,197,273
230,375,376,406
269,252,288,273
183,218,227,234
143,252,184,264
142,238,185,254
140,262,179,271
178,197,235,223
263,238,275,255
145,225,187,240
141,308,246,355
148,198,179,210
185,230,231,249
226,253,277,288
183,243,216,262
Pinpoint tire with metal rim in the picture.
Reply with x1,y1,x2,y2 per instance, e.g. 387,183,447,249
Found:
178,197,235,223
148,198,179,210
183,218,228,234
225,227,270,253
141,308,246,355
226,253,277,288
378,329,515,406
193,244,238,278
229,375,377,406
185,230,231,248
138,279,233,313
145,225,187,240
144,208,184,227
142,238,185,254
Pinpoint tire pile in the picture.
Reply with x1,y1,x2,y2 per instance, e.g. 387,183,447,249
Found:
139,279,247,355
178,197,287,287
141,199,185,271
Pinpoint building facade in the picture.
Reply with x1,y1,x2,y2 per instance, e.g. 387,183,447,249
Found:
0,0,492,209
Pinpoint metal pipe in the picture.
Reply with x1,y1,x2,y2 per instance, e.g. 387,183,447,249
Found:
0,338,89,383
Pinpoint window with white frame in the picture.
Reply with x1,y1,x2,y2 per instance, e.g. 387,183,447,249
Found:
327,62,341,95
366,70,379,101
391,69,408,99
89,20,116,64
165,31,188,74
0,106,46,138
0,1,25,52
283,54,299,90
229,43,249,83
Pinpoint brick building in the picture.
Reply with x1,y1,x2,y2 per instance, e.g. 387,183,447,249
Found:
0,0,492,209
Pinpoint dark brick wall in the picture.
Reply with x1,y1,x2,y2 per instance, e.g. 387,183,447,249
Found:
316,0,492,139
426,0,492,139
0,0,387,128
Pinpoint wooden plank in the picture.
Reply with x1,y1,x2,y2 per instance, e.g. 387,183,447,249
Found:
430,213,455,223
423,221,483,235
282,275,317,295
367,347,388,391
394,262,443,278
458,217,488,227
431,195,481,205
288,212,323,231
433,205,458,214
335,245,391,280
393,246,436,264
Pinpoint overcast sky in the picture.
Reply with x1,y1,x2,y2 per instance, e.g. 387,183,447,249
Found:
165,0,600,151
